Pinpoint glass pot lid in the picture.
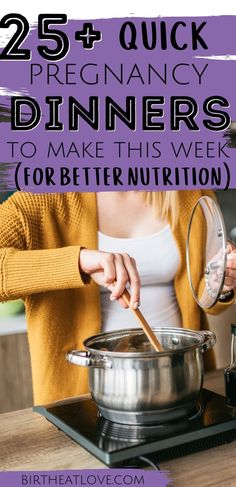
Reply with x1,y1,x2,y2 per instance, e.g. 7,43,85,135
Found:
186,196,227,309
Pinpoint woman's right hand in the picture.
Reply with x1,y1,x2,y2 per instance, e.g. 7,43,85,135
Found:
79,249,140,309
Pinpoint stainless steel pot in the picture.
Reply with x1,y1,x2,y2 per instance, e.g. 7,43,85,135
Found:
66,327,216,425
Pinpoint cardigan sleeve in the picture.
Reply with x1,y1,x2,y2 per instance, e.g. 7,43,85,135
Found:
205,296,235,315
0,197,88,301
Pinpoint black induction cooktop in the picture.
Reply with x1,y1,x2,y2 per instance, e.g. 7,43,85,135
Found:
34,389,236,467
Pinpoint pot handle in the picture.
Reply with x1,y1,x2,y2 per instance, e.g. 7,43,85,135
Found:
199,330,217,353
66,350,112,369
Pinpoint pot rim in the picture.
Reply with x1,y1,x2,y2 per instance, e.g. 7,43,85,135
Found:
83,326,213,358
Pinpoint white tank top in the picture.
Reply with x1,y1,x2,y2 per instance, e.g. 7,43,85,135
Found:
98,225,181,332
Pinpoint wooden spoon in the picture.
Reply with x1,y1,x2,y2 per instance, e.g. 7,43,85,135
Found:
121,288,164,352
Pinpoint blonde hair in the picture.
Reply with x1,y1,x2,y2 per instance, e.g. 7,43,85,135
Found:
142,191,179,228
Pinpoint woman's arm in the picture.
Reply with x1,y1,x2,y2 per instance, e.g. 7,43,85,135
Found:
0,246,87,301
0,196,141,305
0,198,88,301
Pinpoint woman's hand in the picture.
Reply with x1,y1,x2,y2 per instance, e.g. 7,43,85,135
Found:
79,249,141,309
224,242,236,292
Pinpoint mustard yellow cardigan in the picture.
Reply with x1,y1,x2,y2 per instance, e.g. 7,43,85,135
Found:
0,190,232,405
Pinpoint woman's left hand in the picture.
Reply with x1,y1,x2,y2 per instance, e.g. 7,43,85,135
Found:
223,242,236,292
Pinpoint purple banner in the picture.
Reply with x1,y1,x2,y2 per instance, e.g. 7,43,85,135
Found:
0,470,172,487
0,15,236,192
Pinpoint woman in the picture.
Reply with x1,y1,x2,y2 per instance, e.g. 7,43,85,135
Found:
0,189,235,405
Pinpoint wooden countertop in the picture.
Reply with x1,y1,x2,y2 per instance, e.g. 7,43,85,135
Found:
1,369,236,486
